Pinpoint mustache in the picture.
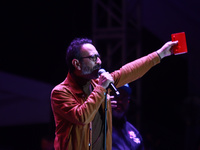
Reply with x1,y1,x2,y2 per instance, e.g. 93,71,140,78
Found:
93,64,101,70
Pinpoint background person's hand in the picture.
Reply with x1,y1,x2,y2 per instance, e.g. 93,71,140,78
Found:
110,95,117,108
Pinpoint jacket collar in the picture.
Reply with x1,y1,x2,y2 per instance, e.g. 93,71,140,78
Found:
63,72,84,95
63,73,98,95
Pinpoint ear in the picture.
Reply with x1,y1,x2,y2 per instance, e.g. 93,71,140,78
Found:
72,59,81,70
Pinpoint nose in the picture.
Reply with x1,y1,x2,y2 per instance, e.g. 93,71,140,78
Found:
96,57,102,65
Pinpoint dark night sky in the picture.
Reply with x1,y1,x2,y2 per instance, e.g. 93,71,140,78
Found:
1,1,93,85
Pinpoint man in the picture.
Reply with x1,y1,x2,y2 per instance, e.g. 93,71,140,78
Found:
51,38,178,150
111,84,144,150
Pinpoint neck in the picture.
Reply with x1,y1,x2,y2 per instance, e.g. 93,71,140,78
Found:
70,72,92,95
70,72,91,87
112,115,126,128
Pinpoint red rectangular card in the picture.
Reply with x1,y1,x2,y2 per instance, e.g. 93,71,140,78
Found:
171,32,188,55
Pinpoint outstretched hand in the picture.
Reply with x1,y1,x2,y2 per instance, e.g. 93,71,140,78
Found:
156,41,178,59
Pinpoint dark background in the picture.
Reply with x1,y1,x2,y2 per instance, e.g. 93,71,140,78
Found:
1,0,200,150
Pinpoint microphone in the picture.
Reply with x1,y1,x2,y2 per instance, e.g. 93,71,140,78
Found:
98,69,120,96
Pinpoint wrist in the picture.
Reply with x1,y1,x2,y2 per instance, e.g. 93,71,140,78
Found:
156,50,162,60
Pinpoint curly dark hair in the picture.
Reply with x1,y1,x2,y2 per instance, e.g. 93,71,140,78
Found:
66,38,92,73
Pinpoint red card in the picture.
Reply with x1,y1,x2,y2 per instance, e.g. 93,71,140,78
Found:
171,32,188,55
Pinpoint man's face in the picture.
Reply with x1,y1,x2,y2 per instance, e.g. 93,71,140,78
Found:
79,43,102,79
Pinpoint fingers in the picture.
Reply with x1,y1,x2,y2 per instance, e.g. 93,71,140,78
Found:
110,96,117,108
157,40,179,59
172,40,178,44
167,41,178,48
110,95,114,99
163,41,178,49
168,41,178,54
111,100,117,108
98,72,114,89
102,72,114,83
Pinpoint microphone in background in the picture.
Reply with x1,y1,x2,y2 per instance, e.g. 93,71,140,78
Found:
98,69,120,96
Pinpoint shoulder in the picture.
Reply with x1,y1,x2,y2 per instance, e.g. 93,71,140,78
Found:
51,82,69,94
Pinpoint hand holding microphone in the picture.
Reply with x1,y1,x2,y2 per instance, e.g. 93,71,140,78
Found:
98,69,120,96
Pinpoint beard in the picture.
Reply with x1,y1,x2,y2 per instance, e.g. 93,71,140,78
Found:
81,64,101,79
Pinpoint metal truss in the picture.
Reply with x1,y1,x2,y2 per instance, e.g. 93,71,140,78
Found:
92,0,142,127
92,0,142,70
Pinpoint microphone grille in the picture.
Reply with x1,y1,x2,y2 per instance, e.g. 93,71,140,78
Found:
98,68,106,76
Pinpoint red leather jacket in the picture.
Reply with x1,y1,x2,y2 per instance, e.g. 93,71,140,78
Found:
51,52,160,150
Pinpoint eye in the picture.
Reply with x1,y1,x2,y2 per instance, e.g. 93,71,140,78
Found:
90,54,100,61
80,54,100,62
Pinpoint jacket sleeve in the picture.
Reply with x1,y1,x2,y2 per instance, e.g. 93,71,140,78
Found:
111,52,160,88
51,84,106,126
